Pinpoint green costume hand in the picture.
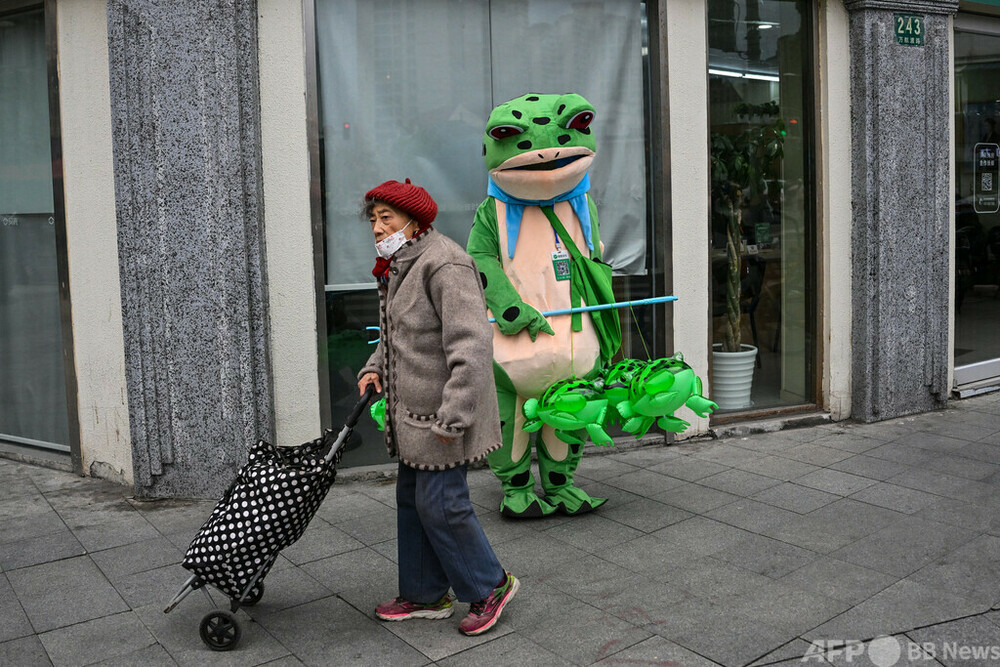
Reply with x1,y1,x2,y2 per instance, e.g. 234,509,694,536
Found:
494,302,554,341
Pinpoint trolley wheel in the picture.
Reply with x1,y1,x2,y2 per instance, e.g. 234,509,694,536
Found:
199,610,242,651
242,582,264,606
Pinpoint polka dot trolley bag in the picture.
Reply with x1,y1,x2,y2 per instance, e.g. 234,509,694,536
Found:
163,387,375,651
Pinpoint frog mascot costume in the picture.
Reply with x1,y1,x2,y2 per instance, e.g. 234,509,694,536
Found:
467,93,621,518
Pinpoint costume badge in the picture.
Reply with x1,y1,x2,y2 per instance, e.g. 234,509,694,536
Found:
552,250,571,281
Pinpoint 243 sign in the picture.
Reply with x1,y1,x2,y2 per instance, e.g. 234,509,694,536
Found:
894,14,924,46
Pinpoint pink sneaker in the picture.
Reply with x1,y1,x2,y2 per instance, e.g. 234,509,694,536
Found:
375,595,454,621
458,572,520,636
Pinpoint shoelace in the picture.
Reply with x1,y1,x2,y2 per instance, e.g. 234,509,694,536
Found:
468,600,486,615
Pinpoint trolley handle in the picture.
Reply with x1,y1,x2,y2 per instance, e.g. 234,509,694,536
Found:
348,384,377,427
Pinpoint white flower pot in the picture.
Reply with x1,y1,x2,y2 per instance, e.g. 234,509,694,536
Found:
711,344,758,410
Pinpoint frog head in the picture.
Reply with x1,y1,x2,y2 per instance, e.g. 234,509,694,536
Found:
484,93,596,201
629,355,698,418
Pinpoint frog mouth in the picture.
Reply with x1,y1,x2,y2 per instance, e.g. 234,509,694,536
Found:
494,146,594,173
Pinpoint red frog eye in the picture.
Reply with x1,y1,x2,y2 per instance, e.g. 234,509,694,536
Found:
488,125,524,140
566,110,594,131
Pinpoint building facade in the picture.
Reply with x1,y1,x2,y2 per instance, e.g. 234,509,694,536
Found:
1,0,998,497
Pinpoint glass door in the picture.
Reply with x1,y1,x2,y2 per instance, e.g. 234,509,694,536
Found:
954,13,1000,387
0,5,72,458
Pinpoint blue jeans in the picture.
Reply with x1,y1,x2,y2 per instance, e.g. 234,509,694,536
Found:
396,463,504,603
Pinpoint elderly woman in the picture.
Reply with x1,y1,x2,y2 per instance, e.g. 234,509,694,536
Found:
357,179,519,636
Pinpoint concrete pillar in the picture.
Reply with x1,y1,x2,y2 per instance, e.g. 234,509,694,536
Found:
845,0,958,421
107,0,273,497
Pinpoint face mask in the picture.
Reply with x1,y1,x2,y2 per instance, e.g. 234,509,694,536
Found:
374,220,414,259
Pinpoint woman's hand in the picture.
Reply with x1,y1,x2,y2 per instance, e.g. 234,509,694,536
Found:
358,373,382,395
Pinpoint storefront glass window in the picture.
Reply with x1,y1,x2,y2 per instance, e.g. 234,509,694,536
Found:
314,0,657,465
707,0,815,412
0,8,70,449
954,14,1000,386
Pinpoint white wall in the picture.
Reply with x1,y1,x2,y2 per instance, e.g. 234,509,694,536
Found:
259,0,324,445
818,0,853,420
57,0,133,482
667,0,713,437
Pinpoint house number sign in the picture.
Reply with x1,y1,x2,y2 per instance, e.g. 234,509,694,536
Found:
894,14,924,46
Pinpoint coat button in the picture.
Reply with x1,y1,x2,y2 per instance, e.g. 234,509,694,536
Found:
390,267,398,274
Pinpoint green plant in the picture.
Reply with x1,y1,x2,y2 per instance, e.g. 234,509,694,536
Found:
709,100,784,353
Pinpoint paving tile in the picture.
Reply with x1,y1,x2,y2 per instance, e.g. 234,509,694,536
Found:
907,615,1000,667
602,468,689,497
38,611,155,667
437,632,573,666
864,442,940,466
650,596,792,667
830,454,918,482
126,498,217,537
506,580,653,665
599,497,693,533
690,443,765,467
830,515,980,578
732,455,820,481
0,574,33,643
61,506,164,553
652,517,751,556
113,563,195,610
607,445,683,468
805,579,988,643
726,581,851,636
779,556,897,605
848,482,941,514
0,635,51,666
592,534,700,579
904,534,1000,605
747,638,817,666
7,555,128,633
750,482,841,514
380,596,515,662
665,557,776,603
953,442,1000,465
135,601,291,667
279,521,366,565
299,547,397,605
902,430,985,454
91,535,184,582
916,496,1000,534
652,482,741,514
538,513,645,555
594,634,722,666
912,421,998,444
795,469,879,496
648,456,730,482
0,529,86,571
89,643,177,666
698,469,783,496
593,575,696,627
889,469,996,503
315,489,394,526
779,443,855,467
712,533,818,578
761,500,907,555
706,498,799,533
809,432,887,454
0,509,67,545
331,507,396,546
573,455,642,482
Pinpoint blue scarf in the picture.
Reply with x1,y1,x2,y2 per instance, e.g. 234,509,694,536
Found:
488,174,593,259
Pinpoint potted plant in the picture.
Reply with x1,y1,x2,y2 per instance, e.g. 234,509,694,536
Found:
709,101,784,409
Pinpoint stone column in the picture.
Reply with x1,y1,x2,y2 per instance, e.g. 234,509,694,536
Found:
845,0,958,422
107,0,273,497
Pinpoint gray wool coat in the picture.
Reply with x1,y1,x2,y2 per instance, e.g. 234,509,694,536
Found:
359,228,502,470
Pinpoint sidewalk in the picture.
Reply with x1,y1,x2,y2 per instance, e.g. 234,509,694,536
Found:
2,393,1000,667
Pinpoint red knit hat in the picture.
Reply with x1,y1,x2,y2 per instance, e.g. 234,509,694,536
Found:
365,178,438,229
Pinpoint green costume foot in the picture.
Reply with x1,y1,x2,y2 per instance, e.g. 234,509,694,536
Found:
499,490,556,518
544,486,607,515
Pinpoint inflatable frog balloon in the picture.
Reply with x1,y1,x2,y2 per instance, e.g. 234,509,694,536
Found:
522,378,614,448
615,353,718,438
467,92,621,518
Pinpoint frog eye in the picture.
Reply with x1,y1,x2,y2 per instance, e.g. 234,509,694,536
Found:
488,125,524,140
566,110,595,131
